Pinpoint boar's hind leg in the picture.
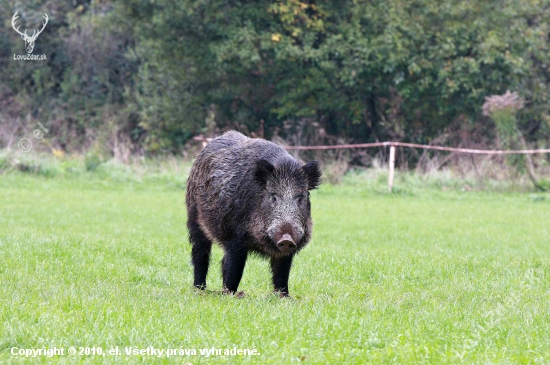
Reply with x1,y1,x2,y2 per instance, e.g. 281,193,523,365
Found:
270,255,294,297
221,247,248,294
188,218,212,290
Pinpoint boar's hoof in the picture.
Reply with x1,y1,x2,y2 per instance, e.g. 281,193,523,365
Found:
274,291,293,299
276,233,297,254
222,288,246,298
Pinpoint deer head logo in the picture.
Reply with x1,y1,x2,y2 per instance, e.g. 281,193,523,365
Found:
12,11,48,54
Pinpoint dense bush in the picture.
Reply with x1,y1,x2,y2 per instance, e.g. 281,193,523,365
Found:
1,0,550,156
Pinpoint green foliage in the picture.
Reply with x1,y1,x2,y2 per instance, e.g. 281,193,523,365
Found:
84,143,108,171
489,109,523,169
1,0,550,153
13,153,61,178
84,153,103,172
119,0,550,149
0,1,138,152
492,110,519,145
537,178,550,191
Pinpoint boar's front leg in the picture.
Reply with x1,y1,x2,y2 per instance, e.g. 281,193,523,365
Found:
188,209,212,290
221,245,248,294
270,255,294,297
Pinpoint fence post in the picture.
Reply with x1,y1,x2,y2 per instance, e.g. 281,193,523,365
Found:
388,144,396,193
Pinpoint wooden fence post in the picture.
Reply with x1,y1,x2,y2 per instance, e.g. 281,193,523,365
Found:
388,144,396,193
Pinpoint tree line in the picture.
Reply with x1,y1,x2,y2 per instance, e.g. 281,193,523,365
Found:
1,0,549,156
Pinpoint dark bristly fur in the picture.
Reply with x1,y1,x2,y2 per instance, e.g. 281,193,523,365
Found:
186,131,321,296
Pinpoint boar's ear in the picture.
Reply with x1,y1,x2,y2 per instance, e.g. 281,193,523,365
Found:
254,159,275,188
303,161,322,190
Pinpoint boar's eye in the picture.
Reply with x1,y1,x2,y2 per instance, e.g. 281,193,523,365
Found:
295,193,305,204
269,192,277,203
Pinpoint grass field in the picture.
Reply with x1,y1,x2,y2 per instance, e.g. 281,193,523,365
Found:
1,171,550,363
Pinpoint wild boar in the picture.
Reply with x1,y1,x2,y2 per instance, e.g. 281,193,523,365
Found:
186,131,321,297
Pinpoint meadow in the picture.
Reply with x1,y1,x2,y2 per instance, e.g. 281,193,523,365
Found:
1,167,550,363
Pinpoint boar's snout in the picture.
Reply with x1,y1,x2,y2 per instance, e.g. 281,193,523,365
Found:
276,233,297,254
269,222,303,254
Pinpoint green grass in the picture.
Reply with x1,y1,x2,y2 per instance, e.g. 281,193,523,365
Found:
1,173,550,363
